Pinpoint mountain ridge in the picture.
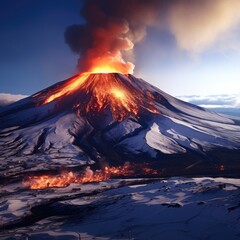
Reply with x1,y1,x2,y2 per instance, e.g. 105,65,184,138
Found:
0,73,240,178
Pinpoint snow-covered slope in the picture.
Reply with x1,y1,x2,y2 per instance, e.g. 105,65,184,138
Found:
0,73,240,177
1,177,240,240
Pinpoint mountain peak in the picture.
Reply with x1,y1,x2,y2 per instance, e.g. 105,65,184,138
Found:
35,72,159,122
0,73,240,178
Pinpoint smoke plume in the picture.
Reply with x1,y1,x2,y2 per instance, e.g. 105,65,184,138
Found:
65,0,162,73
169,0,240,53
65,0,240,72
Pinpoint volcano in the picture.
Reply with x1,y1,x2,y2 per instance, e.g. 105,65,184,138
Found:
0,73,240,179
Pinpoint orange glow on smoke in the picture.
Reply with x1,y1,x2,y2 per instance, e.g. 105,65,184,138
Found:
90,65,118,73
88,61,132,74
23,164,159,190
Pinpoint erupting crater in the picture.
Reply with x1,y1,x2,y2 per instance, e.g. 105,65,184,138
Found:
41,73,159,122
1,70,240,184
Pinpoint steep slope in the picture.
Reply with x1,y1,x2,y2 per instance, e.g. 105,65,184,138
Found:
0,73,240,177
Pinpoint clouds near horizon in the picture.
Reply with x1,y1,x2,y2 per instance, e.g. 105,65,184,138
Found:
179,94,240,109
0,93,27,107
0,92,239,111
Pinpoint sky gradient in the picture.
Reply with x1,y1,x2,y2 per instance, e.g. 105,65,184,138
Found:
0,0,240,97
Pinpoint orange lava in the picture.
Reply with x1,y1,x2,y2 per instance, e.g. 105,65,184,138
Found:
42,71,159,121
43,73,90,104
43,64,128,105
89,62,133,74
23,163,159,190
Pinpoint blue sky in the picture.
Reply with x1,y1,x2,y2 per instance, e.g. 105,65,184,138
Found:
0,0,82,94
0,0,240,97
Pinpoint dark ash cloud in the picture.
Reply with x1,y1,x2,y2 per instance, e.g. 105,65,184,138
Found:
65,0,240,72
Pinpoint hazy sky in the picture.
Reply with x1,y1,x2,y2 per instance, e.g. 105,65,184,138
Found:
0,0,240,97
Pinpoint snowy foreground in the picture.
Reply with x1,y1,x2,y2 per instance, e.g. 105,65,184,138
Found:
0,177,240,240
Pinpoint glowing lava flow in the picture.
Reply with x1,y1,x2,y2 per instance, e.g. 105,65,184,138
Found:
41,70,159,121
43,73,90,104
43,64,124,104
23,164,159,190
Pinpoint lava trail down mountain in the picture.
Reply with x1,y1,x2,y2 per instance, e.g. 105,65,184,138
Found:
41,73,159,122
0,73,240,181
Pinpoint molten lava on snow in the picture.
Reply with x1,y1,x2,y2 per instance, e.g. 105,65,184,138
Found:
41,71,159,122
23,163,159,190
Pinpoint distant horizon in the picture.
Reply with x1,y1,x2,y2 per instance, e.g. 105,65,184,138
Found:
0,91,239,117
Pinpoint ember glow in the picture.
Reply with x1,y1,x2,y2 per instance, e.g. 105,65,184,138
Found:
42,73,159,121
111,88,126,99
43,65,131,105
86,52,134,74
23,163,160,190
43,73,90,104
